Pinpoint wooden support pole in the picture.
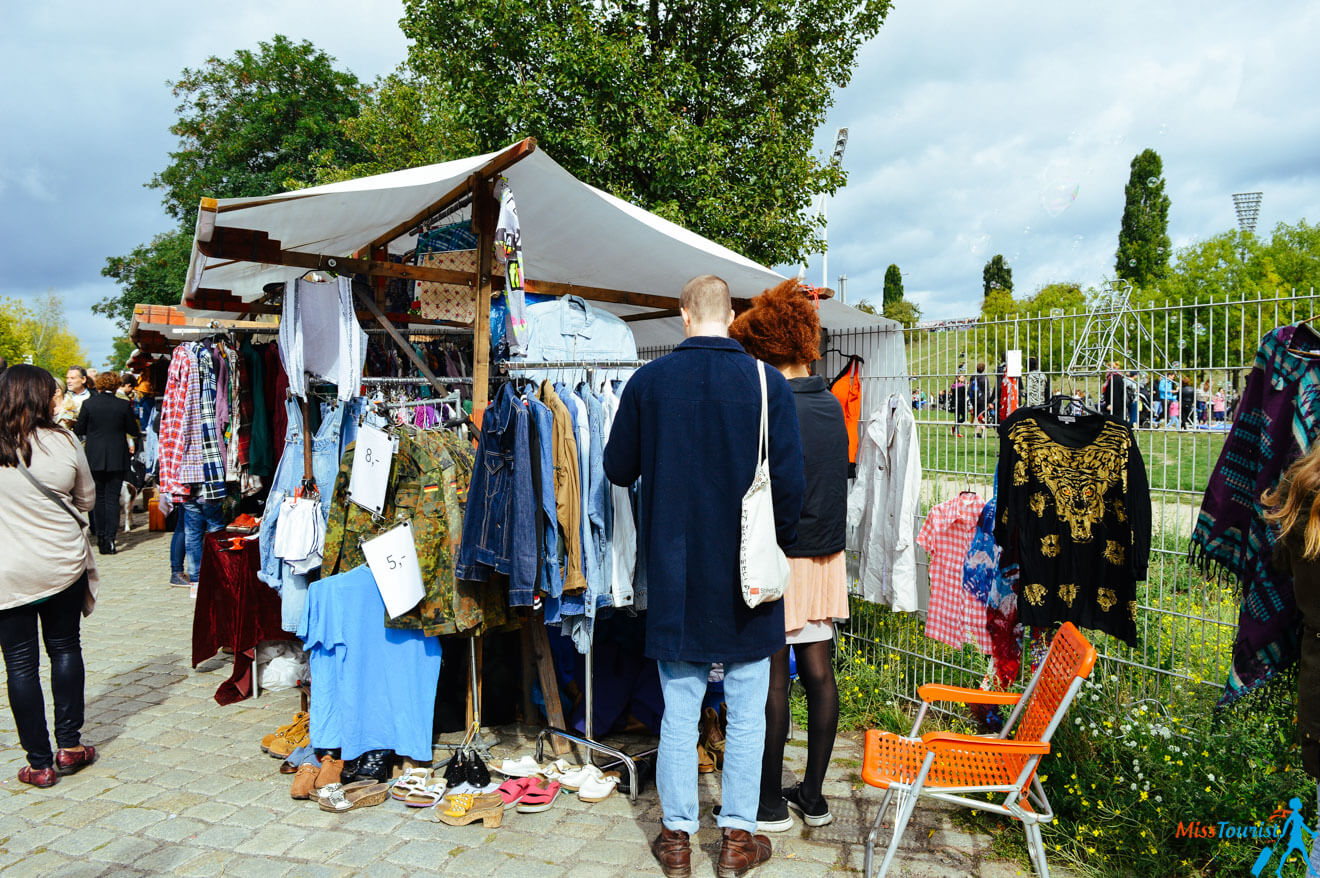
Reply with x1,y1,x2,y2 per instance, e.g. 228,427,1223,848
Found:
371,246,389,311
527,620,571,756
471,175,496,424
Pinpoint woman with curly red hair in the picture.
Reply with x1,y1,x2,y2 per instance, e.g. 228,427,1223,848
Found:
730,278,849,830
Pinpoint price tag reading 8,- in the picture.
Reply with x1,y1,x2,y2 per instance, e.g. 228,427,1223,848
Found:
361,520,425,618
347,424,396,516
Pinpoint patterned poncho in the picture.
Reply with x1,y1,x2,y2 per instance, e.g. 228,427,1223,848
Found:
1190,323,1320,702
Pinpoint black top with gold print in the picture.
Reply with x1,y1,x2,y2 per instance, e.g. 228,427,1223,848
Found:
994,408,1151,646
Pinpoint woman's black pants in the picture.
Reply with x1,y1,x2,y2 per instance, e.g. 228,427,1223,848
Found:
0,575,87,769
91,469,124,543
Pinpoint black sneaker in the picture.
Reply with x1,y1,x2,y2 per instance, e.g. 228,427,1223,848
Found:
783,783,833,827
711,799,794,833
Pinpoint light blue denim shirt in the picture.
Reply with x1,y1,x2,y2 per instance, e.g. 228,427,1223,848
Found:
512,296,638,386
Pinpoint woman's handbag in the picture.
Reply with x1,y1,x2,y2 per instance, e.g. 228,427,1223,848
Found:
740,361,790,608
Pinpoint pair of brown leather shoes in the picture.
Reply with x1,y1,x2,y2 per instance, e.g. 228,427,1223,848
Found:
651,827,772,878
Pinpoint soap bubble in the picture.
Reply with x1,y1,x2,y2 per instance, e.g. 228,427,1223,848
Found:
1023,225,1032,235
1158,123,1168,135
1041,182,1079,217
1071,235,1084,250
1128,259,1137,267
1147,176,1159,187
969,234,990,256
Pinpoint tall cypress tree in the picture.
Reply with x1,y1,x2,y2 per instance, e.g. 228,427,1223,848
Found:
883,264,904,306
1115,149,1173,286
983,254,1012,297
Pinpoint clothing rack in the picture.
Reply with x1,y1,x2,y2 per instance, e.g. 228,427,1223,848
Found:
364,325,473,337
519,356,652,801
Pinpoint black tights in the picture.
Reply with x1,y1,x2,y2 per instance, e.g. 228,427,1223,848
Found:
91,470,124,543
761,638,839,809
0,576,87,769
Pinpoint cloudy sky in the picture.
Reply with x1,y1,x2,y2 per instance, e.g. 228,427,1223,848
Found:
2,1,1317,365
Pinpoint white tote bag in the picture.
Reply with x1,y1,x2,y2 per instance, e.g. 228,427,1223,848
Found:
740,360,791,608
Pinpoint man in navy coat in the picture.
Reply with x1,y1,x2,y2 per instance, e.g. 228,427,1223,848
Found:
605,274,804,878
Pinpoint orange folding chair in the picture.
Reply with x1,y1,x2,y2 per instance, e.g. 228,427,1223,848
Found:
860,622,1097,878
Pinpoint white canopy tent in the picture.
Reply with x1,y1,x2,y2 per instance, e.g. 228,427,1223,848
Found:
182,138,901,377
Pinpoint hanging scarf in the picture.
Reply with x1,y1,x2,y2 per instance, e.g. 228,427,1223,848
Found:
1190,322,1320,702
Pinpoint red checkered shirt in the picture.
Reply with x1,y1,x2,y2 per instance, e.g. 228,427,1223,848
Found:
157,345,194,498
917,492,994,653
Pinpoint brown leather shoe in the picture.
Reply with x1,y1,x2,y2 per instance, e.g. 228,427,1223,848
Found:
314,756,344,790
651,827,692,878
17,766,58,788
717,828,771,878
54,745,96,776
290,763,319,799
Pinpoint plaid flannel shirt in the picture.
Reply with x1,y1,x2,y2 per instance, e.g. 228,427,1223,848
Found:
157,345,195,498
187,346,227,501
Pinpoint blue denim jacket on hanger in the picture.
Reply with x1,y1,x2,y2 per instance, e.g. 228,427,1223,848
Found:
455,382,537,602
514,296,639,387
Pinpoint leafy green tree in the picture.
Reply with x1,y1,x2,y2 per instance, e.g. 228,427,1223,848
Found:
982,254,1012,297
99,36,369,328
883,264,903,307
107,337,135,371
383,0,892,267
1116,148,1172,286
882,298,921,327
0,297,34,366
853,299,878,315
22,292,89,377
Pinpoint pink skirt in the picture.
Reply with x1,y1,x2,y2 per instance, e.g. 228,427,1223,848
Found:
782,552,850,633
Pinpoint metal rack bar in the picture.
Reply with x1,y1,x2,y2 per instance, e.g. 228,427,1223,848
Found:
362,375,474,386
499,359,647,372
364,325,473,337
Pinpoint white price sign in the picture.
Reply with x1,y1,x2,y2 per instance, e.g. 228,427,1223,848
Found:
1006,349,1023,378
361,521,425,619
347,425,396,516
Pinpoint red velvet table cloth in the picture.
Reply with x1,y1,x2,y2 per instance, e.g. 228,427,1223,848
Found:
191,532,295,705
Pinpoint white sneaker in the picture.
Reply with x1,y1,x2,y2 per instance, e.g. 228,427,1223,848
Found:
497,755,544,778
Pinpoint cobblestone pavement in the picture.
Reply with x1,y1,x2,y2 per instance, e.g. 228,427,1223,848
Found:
0,523,1058,877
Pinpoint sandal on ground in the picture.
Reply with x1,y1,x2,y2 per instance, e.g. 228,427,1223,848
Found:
539,758,578,781
497,777,539,809
389,767,432,801
318,781,390,812
316,780,374,804
434,792,503,827
496,755,544,777
577,771,620,803
400,784,448,808
516,779,561,814
558,763,619,792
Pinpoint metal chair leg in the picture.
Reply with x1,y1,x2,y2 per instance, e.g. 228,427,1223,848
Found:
1024,822,1051,878
877,786,920,878
863,787,896,878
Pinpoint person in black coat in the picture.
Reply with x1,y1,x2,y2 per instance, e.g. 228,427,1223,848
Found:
731,282,850,832
75,372,140,554
604,275,804,877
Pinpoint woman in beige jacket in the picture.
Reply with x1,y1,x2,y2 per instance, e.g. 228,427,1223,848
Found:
0,365,99,788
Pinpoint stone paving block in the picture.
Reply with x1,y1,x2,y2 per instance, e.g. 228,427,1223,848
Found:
179,800,239,823
191,822,256,849
143,814,207,842
4,822,69,853
219,856,296,878
356,862,408,878
45,826,120,857
283,864,357,878
174,848,237,877
97,806,169,833
385,838,466,870
327,835,402,868
282,828,355,861
234,824,300,857
282,804,342,829
8,849,74,873
98,782,157,806
46,798,120,829
44,858,121,878
86,834,160,865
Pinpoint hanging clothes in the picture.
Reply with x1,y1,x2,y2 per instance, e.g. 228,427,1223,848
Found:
279,275,367,402
540,381,587,594
849,393,923,611
962,483,1023,687
917,492,994,653
514,296,638,386
1022,367,1050,409
831,356,864,472
1190,321,1320,701
494,179,528,354
995,407,1151,647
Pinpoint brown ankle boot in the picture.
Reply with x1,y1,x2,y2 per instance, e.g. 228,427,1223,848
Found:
717,828,771,878
290,763,319,799
314,756,344,790
651,827,691,878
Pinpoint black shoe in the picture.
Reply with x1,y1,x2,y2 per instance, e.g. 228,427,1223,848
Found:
443,749,468,788
711,799,794,833
465,749,490,787
346,748,393,783
104,539,117,555
97,538,108,555
783,783,833,827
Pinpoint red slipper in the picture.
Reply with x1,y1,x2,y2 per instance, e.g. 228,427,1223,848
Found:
515,779,561,814
497,776,538,809
18,766,58,788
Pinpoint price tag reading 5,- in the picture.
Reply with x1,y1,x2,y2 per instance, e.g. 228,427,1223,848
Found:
347,424,396,516
361,520,425,618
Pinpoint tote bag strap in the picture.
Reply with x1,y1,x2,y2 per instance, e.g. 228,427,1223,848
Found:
756,360,770,466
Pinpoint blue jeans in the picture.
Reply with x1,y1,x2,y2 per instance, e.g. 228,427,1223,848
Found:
185,499,226,581
657,658,770,834
170,512,186,575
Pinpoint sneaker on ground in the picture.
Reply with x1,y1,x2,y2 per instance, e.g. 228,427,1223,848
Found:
783,783,832,827
711,799,794,833
169,572,190,587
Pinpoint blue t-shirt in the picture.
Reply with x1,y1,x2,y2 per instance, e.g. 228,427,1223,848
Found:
297,563,443,761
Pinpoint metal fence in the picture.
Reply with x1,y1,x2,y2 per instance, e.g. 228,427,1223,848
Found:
836,288,1320,721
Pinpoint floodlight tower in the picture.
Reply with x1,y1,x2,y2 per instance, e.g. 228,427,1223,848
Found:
822,127,849,290
1232,192,1263,234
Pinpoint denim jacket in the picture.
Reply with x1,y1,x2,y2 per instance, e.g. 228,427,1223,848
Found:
513,296,638,385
